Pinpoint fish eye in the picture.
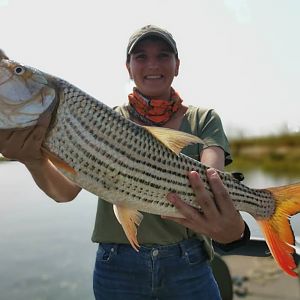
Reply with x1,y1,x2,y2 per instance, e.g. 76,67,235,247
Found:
14,66,25,75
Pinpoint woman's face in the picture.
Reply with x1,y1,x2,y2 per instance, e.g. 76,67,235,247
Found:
126,38,180,100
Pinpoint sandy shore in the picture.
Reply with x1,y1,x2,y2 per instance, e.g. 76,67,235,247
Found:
223,255,300,300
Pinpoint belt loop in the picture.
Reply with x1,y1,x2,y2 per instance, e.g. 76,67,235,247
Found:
113,244,119,254
179,240,187,258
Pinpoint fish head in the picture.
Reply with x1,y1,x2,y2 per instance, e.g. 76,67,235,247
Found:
0,58,56,129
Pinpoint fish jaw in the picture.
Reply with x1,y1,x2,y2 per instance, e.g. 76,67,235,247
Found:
0,49,9,60
0,59,56,129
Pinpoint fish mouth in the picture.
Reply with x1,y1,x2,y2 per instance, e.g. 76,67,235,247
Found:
0,59,56,129
0,49,9,60
0,66,13,86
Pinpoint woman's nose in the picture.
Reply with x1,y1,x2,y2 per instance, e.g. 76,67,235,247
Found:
147,57,159,69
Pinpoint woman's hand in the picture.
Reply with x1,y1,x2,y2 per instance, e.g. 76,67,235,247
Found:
0,113,51,165
0,113,81,202
163,169,245,244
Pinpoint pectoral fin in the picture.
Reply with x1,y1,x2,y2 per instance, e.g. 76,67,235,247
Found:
41,147,76,175
113,204,143,251
143,126,204,155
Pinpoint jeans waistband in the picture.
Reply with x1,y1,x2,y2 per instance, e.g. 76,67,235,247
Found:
99,239,206,259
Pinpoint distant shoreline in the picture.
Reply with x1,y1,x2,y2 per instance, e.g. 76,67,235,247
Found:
0,156,9,162
227,132,300,176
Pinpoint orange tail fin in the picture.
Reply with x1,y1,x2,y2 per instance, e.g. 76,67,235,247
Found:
258,182,300,277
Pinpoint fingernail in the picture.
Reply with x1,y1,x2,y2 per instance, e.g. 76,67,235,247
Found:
207,168,217,177
37,112,51,126
166,193,176,203
188,170,199,180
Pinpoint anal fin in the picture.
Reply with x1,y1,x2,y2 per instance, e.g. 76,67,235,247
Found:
113,204,143,251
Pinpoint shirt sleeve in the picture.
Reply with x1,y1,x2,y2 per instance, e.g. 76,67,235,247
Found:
197,109,232,166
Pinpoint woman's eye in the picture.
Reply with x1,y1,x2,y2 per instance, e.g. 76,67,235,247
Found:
136,54,146,60
159,52,170,59
14,66,25,75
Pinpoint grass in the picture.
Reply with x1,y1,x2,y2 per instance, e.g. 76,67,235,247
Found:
226,132,300,177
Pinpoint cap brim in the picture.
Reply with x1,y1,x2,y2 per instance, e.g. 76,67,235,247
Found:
127,32,177,55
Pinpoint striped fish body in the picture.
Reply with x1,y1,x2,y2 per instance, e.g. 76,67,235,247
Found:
1,57,300,277
44,79,275,220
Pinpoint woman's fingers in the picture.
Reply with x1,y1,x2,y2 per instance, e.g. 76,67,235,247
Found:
163,169,246,243
0,129,13,150
0,112,51,161
163,193,207,233
188,170,219,217
0,127,34,158
166,193,202,221
37,111,52,128
206,168,236,214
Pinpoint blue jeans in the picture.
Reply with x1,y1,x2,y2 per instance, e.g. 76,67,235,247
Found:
93,239,221,299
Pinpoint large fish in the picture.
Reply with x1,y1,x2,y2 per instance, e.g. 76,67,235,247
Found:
0,51,300,277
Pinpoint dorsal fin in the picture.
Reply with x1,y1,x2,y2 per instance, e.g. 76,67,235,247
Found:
143,126,204,155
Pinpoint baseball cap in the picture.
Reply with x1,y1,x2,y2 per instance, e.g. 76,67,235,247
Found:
126,25,178,56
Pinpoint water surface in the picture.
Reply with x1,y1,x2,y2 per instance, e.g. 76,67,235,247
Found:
1,162,299,300
0,162,98,300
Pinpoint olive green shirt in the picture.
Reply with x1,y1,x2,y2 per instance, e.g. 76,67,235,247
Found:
91,105,232,258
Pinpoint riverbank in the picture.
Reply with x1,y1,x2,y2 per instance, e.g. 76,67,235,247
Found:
227,132,300,177
224,255,300,300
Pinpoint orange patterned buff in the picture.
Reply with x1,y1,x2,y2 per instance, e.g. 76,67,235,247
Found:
128,88,183,126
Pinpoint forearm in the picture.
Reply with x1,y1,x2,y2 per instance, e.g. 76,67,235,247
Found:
24,158,81,202
200,146,225,171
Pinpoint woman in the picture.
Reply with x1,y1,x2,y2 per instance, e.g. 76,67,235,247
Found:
0,25,248,299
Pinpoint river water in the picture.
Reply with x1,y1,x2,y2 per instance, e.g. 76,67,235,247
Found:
0,162,300,300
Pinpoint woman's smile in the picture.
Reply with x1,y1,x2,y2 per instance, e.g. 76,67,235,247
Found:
127,39,180,100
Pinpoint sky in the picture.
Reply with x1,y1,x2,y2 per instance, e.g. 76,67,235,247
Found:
0,0,299,137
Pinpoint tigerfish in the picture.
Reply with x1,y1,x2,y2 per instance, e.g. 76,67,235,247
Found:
0,51,300,277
